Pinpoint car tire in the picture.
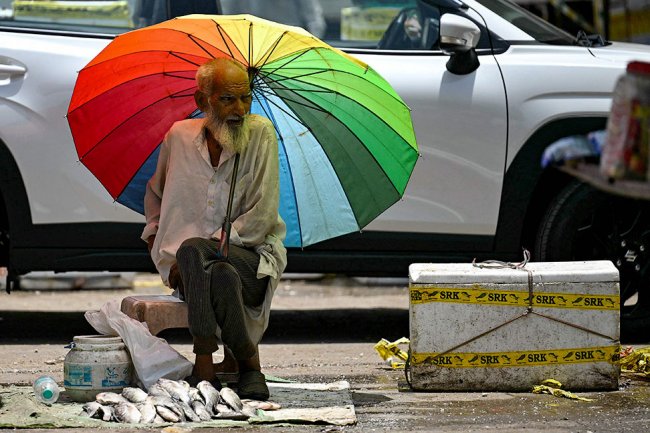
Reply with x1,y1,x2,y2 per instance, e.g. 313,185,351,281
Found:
534,179,650,342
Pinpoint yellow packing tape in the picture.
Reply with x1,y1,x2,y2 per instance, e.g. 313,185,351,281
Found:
410,285,619,310
411,345,620,368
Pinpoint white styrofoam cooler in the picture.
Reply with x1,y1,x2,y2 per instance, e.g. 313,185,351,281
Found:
408,261,620,391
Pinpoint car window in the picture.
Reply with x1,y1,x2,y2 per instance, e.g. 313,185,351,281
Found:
0,0,138,34
473,0,574,44
220,0,451,50
0,0,217,34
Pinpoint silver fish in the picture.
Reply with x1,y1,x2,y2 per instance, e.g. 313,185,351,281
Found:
214,403,248,420
80,401,102,418
100,405,114,422
196,380,220,413
189,387,204,404
241,399,282,411
121,386,148,403
113,401,142,424
156,405,181,423
95,391,128,405
137,400,157,424
157,378,191,404
219,386,243,412
191,400,212,421
177,400,201,422
149,395,178,411
147,383,171,398
241,404,258,418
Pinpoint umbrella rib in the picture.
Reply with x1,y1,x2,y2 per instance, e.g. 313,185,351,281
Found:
187,34,218,60
212,21,245,62
261,46,316,76
252,89,308,137
163,71,196,80
168,51,203,67
253,31,289,70
258,79,414,202
77,85,196,161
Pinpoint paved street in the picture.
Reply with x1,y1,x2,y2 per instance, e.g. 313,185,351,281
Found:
0,273,649,432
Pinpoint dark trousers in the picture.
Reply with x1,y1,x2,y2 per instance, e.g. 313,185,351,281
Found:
176,237,268,359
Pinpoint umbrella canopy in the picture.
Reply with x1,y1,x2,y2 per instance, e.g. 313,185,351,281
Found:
67,14,418,248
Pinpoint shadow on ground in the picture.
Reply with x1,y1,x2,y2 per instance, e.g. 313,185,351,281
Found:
0,308,409,344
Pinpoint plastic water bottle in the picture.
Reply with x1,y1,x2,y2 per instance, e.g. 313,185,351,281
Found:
33,376,60,404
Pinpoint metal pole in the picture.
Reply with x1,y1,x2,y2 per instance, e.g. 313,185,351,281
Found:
220,153,240,259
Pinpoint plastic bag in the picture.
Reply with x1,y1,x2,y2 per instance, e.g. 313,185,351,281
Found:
85,300,193,390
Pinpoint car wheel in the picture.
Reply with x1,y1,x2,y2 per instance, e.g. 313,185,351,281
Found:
534,180,650,341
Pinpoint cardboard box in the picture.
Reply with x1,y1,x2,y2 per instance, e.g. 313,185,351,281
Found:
408,261,620,391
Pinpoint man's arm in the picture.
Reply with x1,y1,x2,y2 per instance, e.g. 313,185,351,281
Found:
141,132,170,245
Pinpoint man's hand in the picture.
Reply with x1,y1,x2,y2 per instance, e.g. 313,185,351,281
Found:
168,262,184,296
147,235,156,253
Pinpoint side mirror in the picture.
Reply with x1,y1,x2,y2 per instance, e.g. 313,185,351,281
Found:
440,14,481,75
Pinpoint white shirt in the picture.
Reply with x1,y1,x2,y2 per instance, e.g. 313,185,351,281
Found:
142,115,287,343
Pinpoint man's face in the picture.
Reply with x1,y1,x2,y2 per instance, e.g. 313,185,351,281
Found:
208,65,252,127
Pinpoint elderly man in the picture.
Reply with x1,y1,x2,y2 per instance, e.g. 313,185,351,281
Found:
142,58,287,400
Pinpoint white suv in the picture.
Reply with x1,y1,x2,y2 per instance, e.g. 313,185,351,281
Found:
1,0,649,335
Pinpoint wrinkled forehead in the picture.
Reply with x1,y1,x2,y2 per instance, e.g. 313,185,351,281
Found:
213,63,250,95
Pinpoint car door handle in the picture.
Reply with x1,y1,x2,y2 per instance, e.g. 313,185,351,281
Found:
0,64,27,76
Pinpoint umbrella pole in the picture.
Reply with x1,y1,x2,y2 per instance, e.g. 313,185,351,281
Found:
220,153,240,259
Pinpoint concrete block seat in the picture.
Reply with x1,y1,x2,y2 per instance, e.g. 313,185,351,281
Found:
120,294,189,336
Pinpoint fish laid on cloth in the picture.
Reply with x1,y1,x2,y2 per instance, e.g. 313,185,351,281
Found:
79,378,280,424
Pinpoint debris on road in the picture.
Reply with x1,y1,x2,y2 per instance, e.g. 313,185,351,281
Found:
531,379,594,402
374,337,409,369
620,346,650,376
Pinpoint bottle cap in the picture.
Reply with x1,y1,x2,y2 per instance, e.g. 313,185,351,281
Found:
42,389,53,399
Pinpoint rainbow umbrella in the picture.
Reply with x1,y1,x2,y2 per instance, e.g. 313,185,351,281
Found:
67,14,418,248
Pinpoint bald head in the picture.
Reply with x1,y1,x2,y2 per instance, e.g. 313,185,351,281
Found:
196,58,249,98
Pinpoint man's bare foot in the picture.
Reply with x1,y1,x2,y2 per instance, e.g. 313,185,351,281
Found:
238,348,261,373
214,346,238,373
192,353,215,381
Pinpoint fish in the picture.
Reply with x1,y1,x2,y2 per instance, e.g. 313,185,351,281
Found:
153,414,166,423
95,391,129,405
121,386,148,403
189,387,204,404
156,405,181,423
242,399,281,410
219,386,243,412
80,401,102,418
177,399,201,422
157,378,191,404
241,404,258,418
137,400,157,424
196,380,220,413
191,400,212,421
113,401,142,424
100,405,114,422
147,383,171,398
214,403,247,420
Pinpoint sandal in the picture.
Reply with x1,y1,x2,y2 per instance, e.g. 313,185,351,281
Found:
236,370,269,401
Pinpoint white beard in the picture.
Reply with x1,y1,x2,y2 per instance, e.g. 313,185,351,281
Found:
203,112,251,154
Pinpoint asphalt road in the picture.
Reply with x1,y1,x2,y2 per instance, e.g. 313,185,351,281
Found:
1,273,649,432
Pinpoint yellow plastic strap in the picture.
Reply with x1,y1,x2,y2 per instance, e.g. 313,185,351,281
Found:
532,379,594,401
374,337,410,368
410,285,619,310
411,345,620,368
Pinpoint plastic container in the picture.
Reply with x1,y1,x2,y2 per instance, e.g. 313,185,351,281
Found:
63,335,133,402
33,375,60,404
601,61,650,180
